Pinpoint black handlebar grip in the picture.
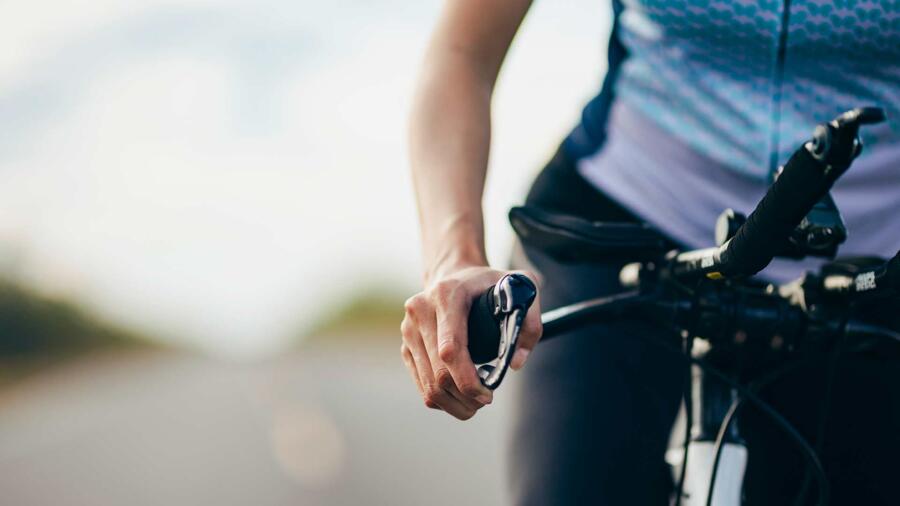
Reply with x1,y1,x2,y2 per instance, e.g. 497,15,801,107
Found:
718,147,831,277
467,287,501,364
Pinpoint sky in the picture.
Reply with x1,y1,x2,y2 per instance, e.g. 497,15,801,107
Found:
0,0,611,357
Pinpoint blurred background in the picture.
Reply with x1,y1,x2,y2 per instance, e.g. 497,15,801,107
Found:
0,1,609,504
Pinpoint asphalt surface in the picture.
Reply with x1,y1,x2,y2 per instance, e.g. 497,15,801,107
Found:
0,344,513,505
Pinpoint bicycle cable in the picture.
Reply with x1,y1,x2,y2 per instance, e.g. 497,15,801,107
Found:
628,329,831,506
674,334,694,506
706,398,741,506
702,306,900,503
843,321,900,343
791,330,845,506
705,357,825,506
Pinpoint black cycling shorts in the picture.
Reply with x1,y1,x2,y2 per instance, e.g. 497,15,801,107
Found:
506,146,900,506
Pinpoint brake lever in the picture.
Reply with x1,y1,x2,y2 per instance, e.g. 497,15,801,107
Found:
468,273,537,390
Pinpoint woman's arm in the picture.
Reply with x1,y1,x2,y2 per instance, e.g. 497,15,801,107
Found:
410,0,531,281
402,0,542,420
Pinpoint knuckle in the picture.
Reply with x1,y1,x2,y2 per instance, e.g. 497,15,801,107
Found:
430,279,458,303
454,409,476,421
404,294,424,315
424,386,447,407
460,383,483,399
399,318,415,340
435,368,454,389
433,279,455,294
438,339,459,362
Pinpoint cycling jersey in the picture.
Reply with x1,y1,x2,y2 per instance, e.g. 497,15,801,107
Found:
514,6,900,503
579,100,900,282
563,0,900,280
566,0,900,177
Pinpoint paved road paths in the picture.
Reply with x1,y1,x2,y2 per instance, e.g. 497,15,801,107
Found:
0,345,513,505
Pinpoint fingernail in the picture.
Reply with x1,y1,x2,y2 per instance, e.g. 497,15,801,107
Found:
477,394,492,405
510,348,530,370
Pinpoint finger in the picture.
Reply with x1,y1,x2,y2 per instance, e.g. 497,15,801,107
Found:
400,343,425,397
415,298,492,410
401,315,441,409
436,366,486,412
431,281,493,404
417,291,493,406
402,311,475,419
511,270,543,371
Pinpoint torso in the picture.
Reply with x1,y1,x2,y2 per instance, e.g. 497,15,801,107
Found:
613,0,900,178
577,100,900,282
568,0,900,280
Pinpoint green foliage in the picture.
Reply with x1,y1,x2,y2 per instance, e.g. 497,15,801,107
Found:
304,288,407,343
0,279,149,358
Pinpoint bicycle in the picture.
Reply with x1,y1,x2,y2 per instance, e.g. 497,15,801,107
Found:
465,107,900,506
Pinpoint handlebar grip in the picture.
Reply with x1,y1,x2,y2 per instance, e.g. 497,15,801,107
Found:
718,147,831,277
467,287,501,364
717,108,886,278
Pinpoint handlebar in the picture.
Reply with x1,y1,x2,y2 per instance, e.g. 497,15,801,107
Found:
672,107,886,281
466,108,893,389
467,287,504,364
718,146,832,276
467,263,898,382
819,251,900,301
465,274,536,389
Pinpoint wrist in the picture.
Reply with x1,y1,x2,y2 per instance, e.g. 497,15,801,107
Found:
422,219,487,284
426,247,487,284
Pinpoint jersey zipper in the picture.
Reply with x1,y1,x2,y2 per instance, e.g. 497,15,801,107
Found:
768,0,792,177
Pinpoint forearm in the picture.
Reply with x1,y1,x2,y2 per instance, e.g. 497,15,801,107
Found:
408,0,531,284
401,1,537,418
410,57,492,282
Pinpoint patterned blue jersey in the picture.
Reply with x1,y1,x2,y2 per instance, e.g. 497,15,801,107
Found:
566,0,900,180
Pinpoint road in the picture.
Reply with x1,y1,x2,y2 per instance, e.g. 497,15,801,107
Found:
0,344,514,505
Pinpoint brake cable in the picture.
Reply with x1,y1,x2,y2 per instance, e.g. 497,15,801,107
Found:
641,330,831,506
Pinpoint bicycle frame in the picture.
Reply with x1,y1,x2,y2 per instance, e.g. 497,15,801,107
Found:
466,108,898,506
532,270,898,506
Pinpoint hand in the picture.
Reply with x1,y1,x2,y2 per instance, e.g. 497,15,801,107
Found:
400,265,542,420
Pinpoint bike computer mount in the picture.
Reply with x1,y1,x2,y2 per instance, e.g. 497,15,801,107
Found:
715,191,847,259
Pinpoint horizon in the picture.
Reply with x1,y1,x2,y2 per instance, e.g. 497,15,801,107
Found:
0,0,610,357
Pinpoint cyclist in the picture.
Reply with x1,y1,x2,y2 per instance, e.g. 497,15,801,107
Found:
401,1,900,504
